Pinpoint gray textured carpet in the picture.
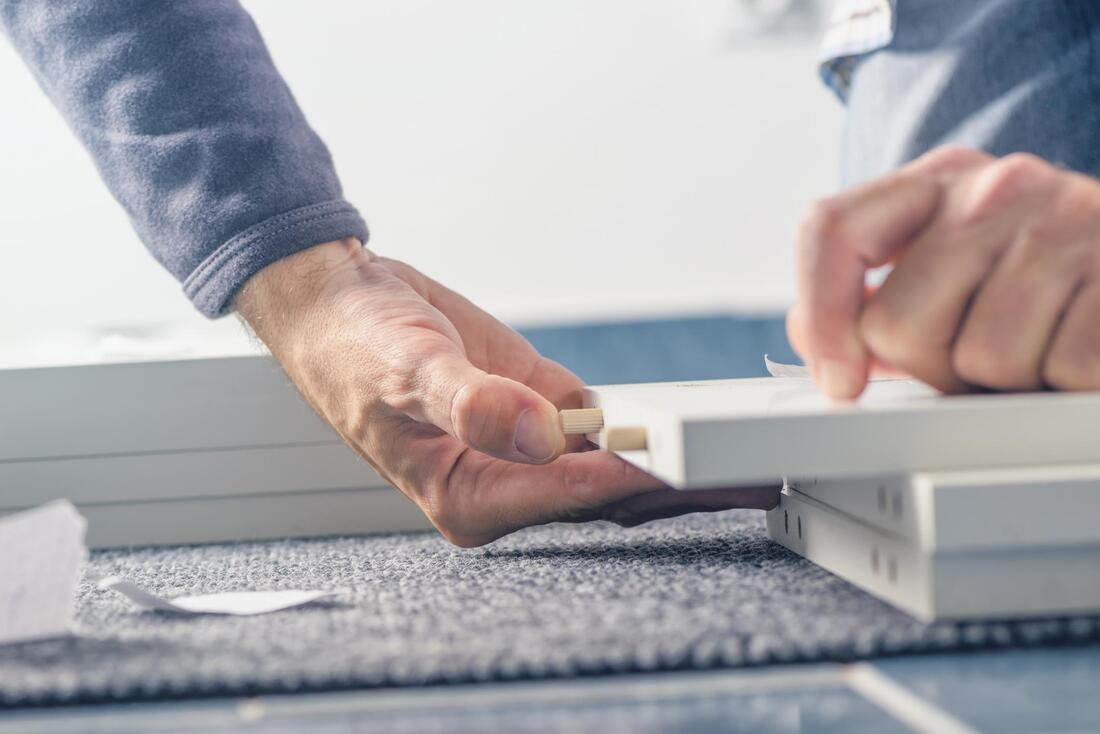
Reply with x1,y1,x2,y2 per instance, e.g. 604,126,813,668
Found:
3,511,1099,707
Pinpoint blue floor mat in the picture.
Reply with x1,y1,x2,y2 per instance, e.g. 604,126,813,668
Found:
519,314,799,384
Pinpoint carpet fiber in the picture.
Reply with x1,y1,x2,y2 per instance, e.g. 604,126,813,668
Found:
3,511,1099,707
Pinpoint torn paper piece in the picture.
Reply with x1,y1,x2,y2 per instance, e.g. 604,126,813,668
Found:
98,577,334,616
764,355,909,383
0,500,87,645
764,355,812,379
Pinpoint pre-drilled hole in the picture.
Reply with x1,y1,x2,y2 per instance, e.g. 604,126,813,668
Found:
797,515,803,540
784,510,789,534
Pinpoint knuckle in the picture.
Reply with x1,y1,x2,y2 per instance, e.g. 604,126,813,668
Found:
378,354,423,412
997,153,1052,184
1062,176,1100,222
1043,348,1100,391
964,154,1053,223
447,379,483,444
951,338,1034,390
799,197,851,256
923,144,981,170
858,298,918,364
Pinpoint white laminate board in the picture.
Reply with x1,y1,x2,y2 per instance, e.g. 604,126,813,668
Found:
789,465,1100,552
767,487,934,620
2,356,334,461
768,488,1100,621
0,487,434,549
0,443,388,508
584,378,1100,488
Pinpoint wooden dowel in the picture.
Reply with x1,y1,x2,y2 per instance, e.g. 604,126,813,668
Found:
560,409,648,451
605,426,648,451
560,408,604,434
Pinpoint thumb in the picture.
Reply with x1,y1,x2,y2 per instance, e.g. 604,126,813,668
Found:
411,351,566,464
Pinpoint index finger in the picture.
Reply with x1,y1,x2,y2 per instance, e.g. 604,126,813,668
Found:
793,175,942,398
792,147,991,399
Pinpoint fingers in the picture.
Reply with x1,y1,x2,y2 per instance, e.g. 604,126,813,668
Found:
857,223,1004,392
410,349,567,464
859,155,1067,392
791,146,995,399
1043,281,1100,390
375,256,591,452
902,145,993,179
793,173,943,398
952,230,1083,391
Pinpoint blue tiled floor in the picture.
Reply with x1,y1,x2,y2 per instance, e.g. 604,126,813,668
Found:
0,668,909,734
249,687,906,734
874,646,1100,733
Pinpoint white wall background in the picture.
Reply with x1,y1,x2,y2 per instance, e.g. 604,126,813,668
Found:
0,0,843,351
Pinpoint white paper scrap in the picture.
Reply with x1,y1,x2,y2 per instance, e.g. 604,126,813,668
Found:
0,500,87,645
98,577,334,616
764,355,812,379
764,355,908,383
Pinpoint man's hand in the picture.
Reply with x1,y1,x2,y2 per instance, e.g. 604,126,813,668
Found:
789,146,1100,399
237,240,777,546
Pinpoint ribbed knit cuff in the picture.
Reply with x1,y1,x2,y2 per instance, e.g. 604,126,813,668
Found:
183,200,369,317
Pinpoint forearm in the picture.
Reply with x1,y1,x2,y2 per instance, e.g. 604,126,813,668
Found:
0,0,367,315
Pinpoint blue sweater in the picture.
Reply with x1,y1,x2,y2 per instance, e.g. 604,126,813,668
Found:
0,0,368,317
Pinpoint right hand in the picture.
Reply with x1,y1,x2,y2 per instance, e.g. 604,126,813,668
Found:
236,239,778,546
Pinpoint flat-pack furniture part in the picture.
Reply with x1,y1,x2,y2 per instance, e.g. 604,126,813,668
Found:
581,378,1100,489
2,356,432,548
785,466,1100,552
582,377,1100,621
768,486,1100,622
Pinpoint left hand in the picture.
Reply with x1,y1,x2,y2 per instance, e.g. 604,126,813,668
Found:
788,145,1100,399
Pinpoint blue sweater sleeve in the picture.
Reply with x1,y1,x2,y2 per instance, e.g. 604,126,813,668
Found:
0,0,368,316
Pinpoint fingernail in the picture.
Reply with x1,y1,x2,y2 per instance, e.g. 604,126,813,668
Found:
817,359,862,400
514,409,560,462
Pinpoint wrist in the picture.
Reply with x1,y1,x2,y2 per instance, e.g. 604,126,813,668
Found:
236,238,366,339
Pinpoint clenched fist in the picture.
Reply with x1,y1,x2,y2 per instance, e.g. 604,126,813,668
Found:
789,146,1100,399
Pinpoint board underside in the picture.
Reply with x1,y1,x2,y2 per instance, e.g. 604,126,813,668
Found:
584,377,1100,620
